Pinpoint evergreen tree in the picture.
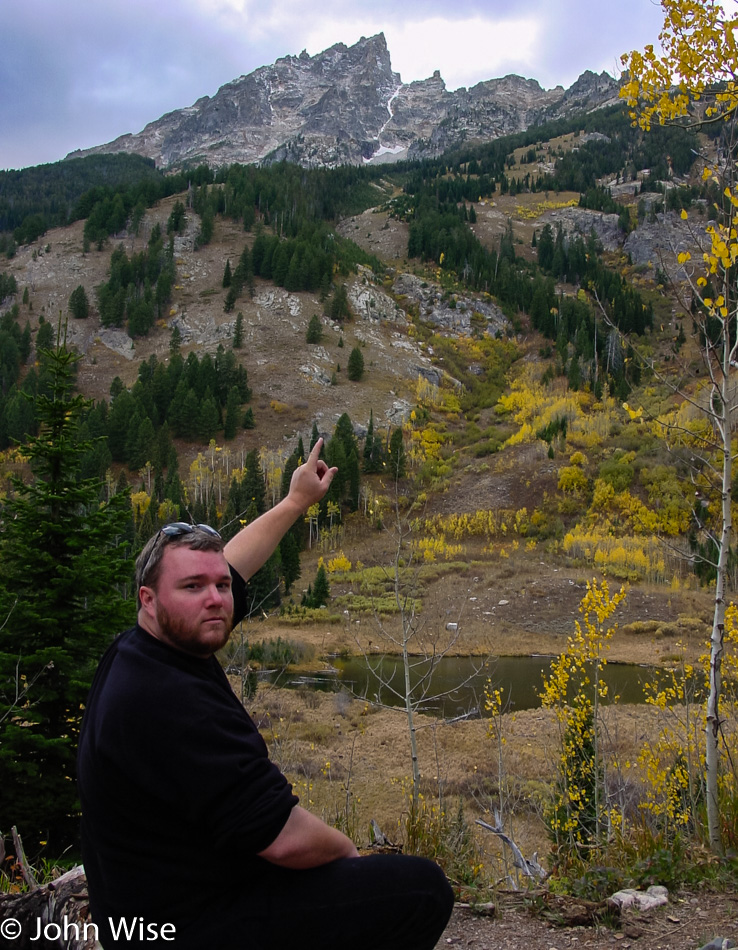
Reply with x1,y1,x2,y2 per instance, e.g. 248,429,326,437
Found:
347,346,364,381
166,200,186,236
224,285,238,313
329,283,351,322
69,284,90,320
310,422,320,452
388,427,406,479
233,311,244,349
37,320,54,351
233,244,252,289
333,412,358,459
305,562,330,608
181,389,200,440
346,449,361,511
0,333,134,853
363,409,375,472
222,259,232,288
242,449,266,515
279,532,301,594
363,409,382,473
197,392,220,442
306,314,323,344
169,324,182,357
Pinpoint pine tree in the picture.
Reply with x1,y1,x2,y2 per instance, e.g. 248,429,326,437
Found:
69,284,90,320
346,449,361,510
169,324,182,357
329,283,351,322
306,314,323,344
388,427,406,479
310,422,320,452
224,285,238,313
363,409,381,473
0,331,134,853
347,346,364,381
197,393,220,442
233,312,244,349
224,387,241,440
309,562,330,607
242,449,266,516
363,409,376,472
279,532,301,593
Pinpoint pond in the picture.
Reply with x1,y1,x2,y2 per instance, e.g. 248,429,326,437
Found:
262,654,659,718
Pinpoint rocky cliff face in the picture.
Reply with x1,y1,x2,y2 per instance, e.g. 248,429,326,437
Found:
67,34,621,170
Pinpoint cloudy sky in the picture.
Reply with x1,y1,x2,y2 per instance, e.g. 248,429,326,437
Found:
1,0,667,171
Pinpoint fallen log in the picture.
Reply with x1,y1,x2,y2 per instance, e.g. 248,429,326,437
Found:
0,829,96,950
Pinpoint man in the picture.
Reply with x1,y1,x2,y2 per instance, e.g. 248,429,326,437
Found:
78,439,454,950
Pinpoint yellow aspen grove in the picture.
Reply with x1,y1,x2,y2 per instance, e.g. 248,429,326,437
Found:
621,0,738,854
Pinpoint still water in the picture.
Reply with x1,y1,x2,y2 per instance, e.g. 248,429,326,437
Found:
266,654,655,718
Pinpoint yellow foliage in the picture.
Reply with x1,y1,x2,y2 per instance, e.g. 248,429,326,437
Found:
326,552,352,573
416,507,531,542
563,524,668,582
558,466,589,494
620,0,738,132
415,375,461,415
540,580,626,850
412,535,464,562
514,198,579,219
157,499,179,524
497,366,616,450
130,490,151,524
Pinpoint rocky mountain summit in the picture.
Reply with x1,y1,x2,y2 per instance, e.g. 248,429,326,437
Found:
67,34,621,170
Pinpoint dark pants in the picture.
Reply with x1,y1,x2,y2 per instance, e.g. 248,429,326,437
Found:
237,854,455,950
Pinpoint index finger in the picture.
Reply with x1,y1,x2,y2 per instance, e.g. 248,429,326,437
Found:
308,437,324,464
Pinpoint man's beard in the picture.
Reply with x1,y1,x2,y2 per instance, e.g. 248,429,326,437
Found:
155,602,234,657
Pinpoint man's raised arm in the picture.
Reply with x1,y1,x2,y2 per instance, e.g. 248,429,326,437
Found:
223,438,337,582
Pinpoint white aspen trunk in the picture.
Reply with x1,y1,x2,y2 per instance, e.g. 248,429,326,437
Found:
394,533,420,804
403,637,420,806
705,353,731,854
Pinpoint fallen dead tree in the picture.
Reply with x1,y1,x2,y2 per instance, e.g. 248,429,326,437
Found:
0,829,96,950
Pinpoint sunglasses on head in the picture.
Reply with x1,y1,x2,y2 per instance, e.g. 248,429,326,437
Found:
139,523,222,587
160,522,221,539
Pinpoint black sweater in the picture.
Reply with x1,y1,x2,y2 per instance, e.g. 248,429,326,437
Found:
77,572,298,948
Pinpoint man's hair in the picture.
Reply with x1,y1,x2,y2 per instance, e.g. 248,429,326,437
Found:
136,527,225,603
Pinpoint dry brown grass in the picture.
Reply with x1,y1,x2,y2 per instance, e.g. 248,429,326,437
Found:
239,676,682,880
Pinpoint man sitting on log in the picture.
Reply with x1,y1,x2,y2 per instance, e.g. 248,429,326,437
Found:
77,439,454,950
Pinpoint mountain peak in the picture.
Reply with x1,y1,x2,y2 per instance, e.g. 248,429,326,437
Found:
66,37,620,170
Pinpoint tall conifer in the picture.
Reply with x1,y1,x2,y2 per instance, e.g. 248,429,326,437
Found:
0,330,134,853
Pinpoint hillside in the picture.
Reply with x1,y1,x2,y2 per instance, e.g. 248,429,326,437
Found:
0,126,718,668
